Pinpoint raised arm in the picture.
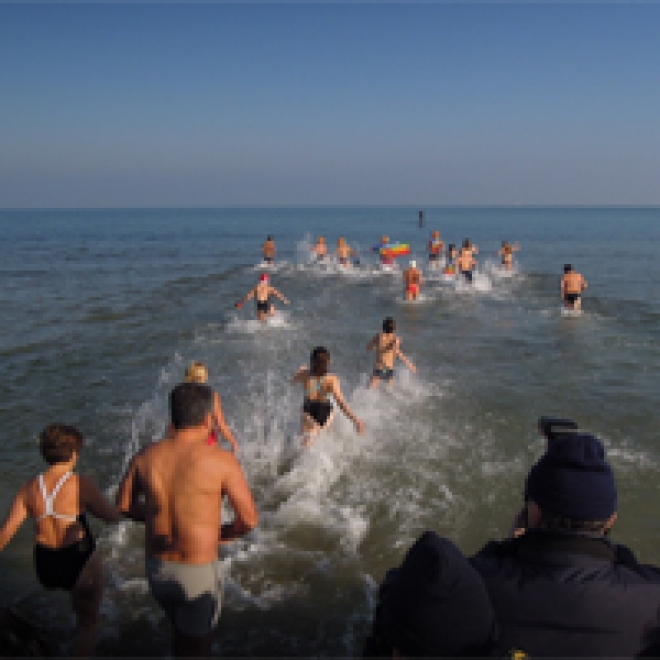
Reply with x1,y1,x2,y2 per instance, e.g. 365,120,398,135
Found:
116,453,147,523
214,392,239,455
219,456,258,545
396,344,417,373
0,483,29,551
329,376,365,434
291,365,309,385
81,476,120,523
271,287,290,305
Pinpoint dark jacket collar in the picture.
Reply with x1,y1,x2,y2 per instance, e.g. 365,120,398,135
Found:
512,528,618,563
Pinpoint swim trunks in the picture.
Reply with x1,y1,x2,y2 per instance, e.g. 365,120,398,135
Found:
146,557,223,638
263,255,274,264
372,367,394,382
34,514,96,591
256,299,270,313
460,270,473,283
406,284,420,296
339,257,349,265
303,398,333,426
565,293,580,304
429,253,440,262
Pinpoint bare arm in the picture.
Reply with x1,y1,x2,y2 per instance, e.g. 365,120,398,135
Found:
241,286,257,305
329,377,365,434
396,345,416,373
214,392,239,455
270,286,290,305
116,454,147,523
366,334,379,351
219,456,258,545
0,484,29,551
81,476,120,524
291,365,309,385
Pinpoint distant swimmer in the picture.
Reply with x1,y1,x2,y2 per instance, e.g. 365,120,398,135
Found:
428,231,444,270
335,237,357,267
236,273,290,321
379,235,394,266
183,361,239,455
403,260,423,300
445,243,458,274
366,317,416,388
291,346,365,447
498,241,521,271
262,235,276,264
311,236,328,262
457,239,478,283
561,264,588,311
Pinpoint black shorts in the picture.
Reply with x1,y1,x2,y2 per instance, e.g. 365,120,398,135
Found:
460,269,473,283
256,300,270,313
372,367,394,382
429,253,440,262
303,399,333,426
565,293,580,304
264,256,274,263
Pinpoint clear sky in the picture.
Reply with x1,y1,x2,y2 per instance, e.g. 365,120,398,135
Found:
2,3,660,208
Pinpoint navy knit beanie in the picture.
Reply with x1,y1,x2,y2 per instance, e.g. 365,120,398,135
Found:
526,432,617,520
380,531,496,657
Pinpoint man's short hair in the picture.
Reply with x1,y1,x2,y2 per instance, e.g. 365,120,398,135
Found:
383,317,395,333
170,382,214,431
40,424,84,465
564,264,573,273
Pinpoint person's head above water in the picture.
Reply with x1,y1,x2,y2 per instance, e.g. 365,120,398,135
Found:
266,235,272,241
433,230,440,238
260,273,269,282
310,346,330,377
317,237,325,244
338,237,345,245
383,317,396,333
185,361,208,384
382,235,389,244
564,264,573,274
462,238,472,249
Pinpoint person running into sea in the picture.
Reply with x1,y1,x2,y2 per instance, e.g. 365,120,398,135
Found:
561,264,588,311
236,273,290,322
0,423,120,657
335,237,356,267
311,236,328,262
498,241,521,271
456,239,478,283
403,260,423,300
291,346,366,447
445,243,458,274
262,235,276,264
116,383,258,658
366,317,416,388
183,361,239,455
428,231,444,270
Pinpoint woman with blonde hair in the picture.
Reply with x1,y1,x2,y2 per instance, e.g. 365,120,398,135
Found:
291,346,365,447
0,423,119,657
184,361,239,454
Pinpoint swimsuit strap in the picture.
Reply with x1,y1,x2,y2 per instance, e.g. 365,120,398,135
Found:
36,471,78,523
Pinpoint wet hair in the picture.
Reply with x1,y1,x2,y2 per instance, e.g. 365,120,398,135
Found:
564,264,573,273
170,382,214,431
39,424,84,465
383,317,396,333
184,361,208,384
310,346,330,377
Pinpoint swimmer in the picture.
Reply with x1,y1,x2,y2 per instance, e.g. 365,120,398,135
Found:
445,243,458,274
366,317,416,388
183,361,239,455
498,241,521,271
291,346,365,447
561,264,588,311
379,235,394,266
311,236,328,262
335,237,356,267
236,273,290,322
0,424,120,657
428,231,444,270
456,239,478,283
262,235,276,264
403,260,423,300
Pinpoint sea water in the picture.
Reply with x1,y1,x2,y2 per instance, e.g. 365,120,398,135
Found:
1,206,660,655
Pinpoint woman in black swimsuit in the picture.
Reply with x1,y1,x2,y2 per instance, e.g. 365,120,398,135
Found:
0,424,119,656
292,346,366,447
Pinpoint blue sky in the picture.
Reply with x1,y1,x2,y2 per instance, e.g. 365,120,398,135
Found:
1,3,659,207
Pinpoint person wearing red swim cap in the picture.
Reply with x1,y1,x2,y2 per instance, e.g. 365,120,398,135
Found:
236,273,290,321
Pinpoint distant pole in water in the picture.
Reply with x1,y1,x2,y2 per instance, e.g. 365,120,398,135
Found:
418,210,425,228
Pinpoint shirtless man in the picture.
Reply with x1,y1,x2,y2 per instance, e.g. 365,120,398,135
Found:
378,236,394,267
236,273,290,321
335,237,356,267
456,239,478,283
403,260,423,300
428,231,444,270
116,383,258,657
262,235,276,264
366,317,416,388
311,236,328,262
561,264,588,311
498,241,521,271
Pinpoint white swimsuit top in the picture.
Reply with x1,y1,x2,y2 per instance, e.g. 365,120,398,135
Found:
36,471,78,523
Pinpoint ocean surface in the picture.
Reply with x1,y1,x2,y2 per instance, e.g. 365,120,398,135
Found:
1,206,659,655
